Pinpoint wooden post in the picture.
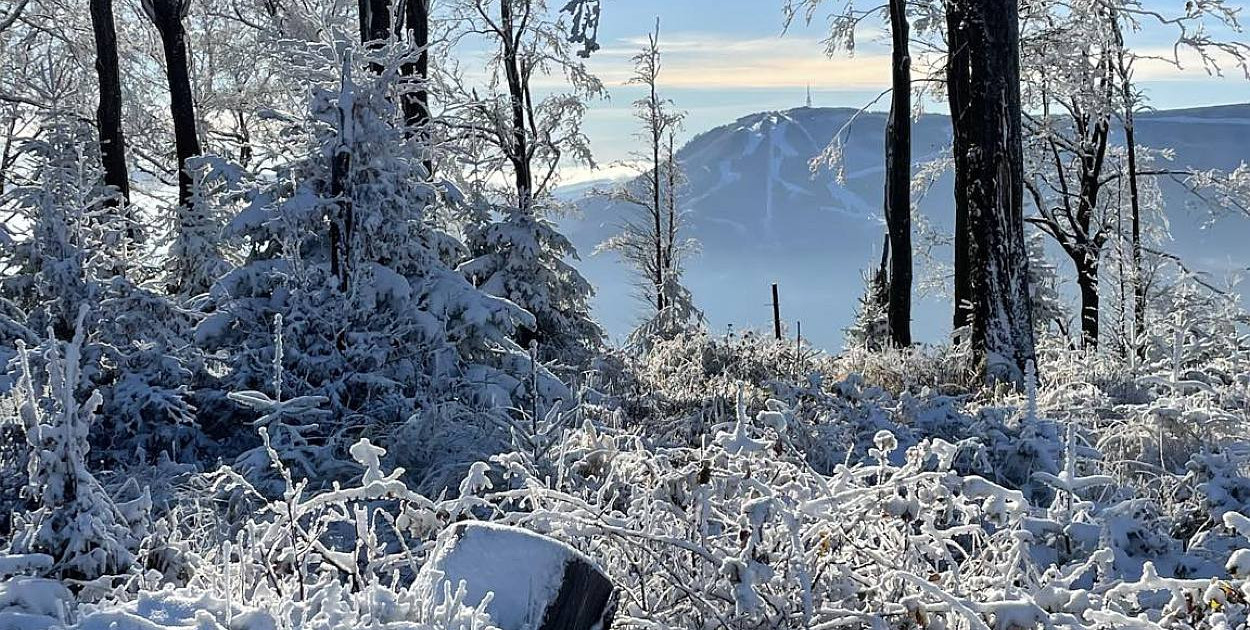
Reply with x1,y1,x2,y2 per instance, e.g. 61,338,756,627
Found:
771,283,782,340
795,321,802,378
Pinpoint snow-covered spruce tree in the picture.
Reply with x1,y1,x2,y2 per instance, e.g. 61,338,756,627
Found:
196,39,564,486
0,114,204,463
844,266,891,351
1026,230,1070,341
0,118,104,344
7,308,150,581
446,0,604,369
460,197,603,369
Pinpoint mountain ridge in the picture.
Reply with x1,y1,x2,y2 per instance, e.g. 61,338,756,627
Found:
561,103,1250,349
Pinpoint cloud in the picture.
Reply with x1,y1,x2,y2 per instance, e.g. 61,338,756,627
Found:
578,31,901,90
566,30,1248,92
1130,46,1250,81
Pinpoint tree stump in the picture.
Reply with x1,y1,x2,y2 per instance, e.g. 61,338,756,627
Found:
414,522,617,630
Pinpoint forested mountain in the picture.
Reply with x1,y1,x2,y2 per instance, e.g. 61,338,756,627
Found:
568,103,1250,348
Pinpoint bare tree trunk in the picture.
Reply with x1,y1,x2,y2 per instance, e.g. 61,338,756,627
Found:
946,1,974,335
499,0,533,214
148,0,202,212
330,107,353,292
884,0,912,347
1077,258,1100,349
649,60,665,313
950,0,1036,384
401,0,432,174
664,130,678,278
90,0,130,208
1126,113,1143,346
359,0,391,43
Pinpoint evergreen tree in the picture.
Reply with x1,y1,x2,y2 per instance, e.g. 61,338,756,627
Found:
446,0,605,368
196,41,563,482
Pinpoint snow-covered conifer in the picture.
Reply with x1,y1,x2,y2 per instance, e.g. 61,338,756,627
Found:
196,39,564,484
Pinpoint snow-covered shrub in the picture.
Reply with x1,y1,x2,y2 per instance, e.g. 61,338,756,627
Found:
844,267,890,351
623,329,835,414
6,309,149,580
453,396,1250,629
1032,278,1250,479
622,276,705,354
1027,230,1072,339
833,342,976,394
109,434,504,630
163,155,237,297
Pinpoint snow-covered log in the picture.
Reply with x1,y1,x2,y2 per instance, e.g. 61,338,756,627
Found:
414,522,617,630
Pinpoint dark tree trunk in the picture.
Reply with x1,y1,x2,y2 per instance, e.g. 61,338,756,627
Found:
1126,116,1144,346
945,2,974,335
1075,115,1108,350
149,1,201,211
884,0,912,348
90,0,130,207
664,131,679,284
401,0,432,174
1077,257,1099,349
948,0,1036,384
650,71,665,314
1110,12,1146,351
330,128,353,292
1116,67,1144,352
499,0,533,213
359,0,391,43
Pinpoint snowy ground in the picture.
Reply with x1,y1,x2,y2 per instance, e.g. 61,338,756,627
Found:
2,330,1250,630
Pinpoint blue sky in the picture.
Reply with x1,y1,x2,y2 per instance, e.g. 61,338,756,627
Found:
566,0,1250,170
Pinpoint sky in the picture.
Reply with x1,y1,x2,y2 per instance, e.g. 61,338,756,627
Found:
564,0,1250,172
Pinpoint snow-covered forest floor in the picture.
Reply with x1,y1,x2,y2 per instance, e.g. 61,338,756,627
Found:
4,322,1250,630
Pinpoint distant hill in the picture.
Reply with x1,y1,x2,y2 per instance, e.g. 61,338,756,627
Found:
560,104,1250,349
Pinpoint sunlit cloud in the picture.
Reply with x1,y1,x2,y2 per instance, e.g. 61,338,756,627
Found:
1131,46,1250,82
548,30,1250,92
557,31,906,90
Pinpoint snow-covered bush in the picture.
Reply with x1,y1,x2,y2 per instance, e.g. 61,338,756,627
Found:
844,267,891,351
5,309,149,581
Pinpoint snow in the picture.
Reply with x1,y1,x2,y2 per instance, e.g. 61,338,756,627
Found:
0,578,70,623
73,590,277,630
0,554,53,578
